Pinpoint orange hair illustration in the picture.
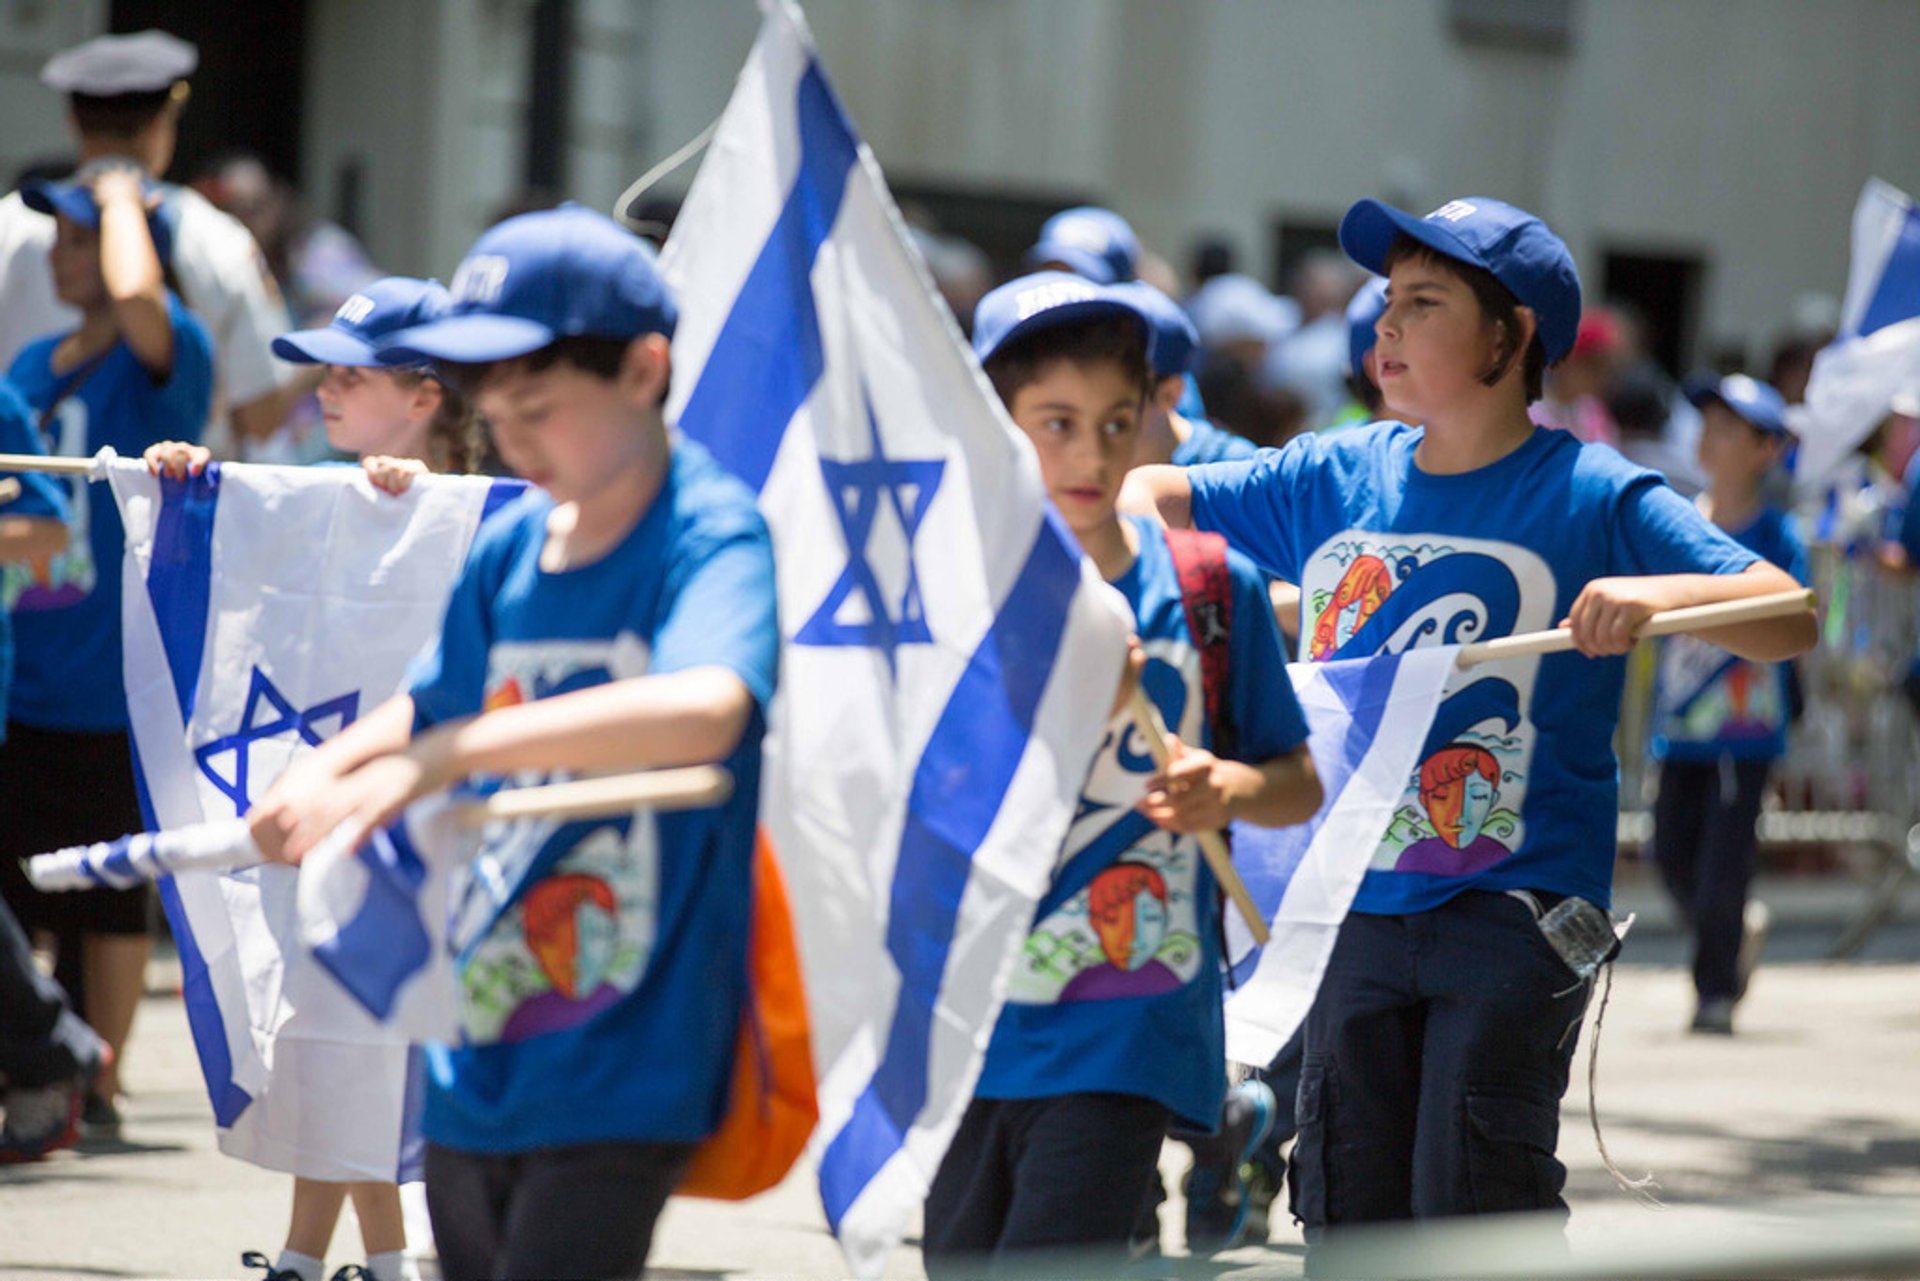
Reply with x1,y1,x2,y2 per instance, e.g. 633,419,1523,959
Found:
1311,555,1393,659
522,873,617,997
1418,745,1500,849
1724,662,1753,719
1086,862,1167,967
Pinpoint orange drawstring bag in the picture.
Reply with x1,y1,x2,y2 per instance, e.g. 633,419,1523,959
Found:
680,827,818,1199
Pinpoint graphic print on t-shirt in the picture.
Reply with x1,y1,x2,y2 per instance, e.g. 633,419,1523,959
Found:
1006,637,1206,1004
1654,634,1782,746
455,634,659,1045
1299,531,1556,876
1,399,94,611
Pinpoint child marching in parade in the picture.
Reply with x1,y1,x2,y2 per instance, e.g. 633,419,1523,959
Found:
1125,197,1814,1259
249,206,778,1281
919,272,1322,1276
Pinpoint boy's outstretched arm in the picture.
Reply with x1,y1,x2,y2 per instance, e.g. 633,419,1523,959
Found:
1138,739,1322,834
258,668,756,863
1117,464,1194,531
1566,560,1816,662
250,691,420,861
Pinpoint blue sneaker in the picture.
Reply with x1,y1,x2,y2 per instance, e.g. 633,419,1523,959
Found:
1181,1079,1276,1253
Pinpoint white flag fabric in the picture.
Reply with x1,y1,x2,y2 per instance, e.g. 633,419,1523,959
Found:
110,458,518,1181
1221,649,1458,1066
660,4,1132,1274
1792,178,1920,486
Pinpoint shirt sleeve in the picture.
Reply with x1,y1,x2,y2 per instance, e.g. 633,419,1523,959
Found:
147,303,215,445
177,202,297,407
0,388,66,521
1611,475,1759,578
407,537,501,732
649,508,779,713
1187,442,1303,582
1226,551,1310,763
1901,459,1920,565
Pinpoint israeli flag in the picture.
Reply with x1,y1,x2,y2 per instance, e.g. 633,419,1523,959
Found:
1794,178,1920,486
109,458,518,1181
1222,649,1458,1066
660,4,1132,1274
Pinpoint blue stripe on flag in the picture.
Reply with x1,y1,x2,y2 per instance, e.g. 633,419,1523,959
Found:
310,822,434,1021
1229,654,1401,986
1859,201,1920,339
675,62,859,494
133,471,254,1128
818,518,1082,1229
100,838,137,885
479,477,525,525
145,466,221,721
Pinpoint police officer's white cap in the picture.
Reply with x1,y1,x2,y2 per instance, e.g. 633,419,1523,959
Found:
41,30,198,97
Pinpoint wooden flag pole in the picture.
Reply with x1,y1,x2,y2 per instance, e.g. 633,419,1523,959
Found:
1455,587,1814,668
1128,687,1271,946
0,452,98,477
454,764,733,826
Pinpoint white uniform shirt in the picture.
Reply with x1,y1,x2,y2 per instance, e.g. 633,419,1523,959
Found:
0,186,295,453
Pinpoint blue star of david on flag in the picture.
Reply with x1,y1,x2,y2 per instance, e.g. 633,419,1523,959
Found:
195,666,359,815
795,397,944,667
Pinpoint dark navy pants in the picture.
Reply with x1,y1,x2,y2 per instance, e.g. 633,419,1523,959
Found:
1290,891,1586,1257
0,895,103,1089
1652,757,1771,1003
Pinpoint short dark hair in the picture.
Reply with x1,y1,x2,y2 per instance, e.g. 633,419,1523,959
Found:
983,315,1153,408
1381,236,1549,401
435,334,670,405
69,89,173,138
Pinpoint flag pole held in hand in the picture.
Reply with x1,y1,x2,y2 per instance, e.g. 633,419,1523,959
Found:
1128,686,1271,946
25,766,735,889
1455,587,1814,668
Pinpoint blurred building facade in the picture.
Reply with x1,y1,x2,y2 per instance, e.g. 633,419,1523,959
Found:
3,0,1918,371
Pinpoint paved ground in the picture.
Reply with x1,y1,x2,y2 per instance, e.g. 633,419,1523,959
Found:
4,880,1918,1280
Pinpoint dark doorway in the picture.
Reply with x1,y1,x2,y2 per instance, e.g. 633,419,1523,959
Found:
1271,219,1343,293
108,0,307,186
1601,248,1706,378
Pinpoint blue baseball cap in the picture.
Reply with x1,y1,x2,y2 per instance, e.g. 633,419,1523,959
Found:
272,276,450,366
1025,206,1140,285
1338,197,1582,364
1686,373,1790,437
21,164,172,266
382,204,676,364
1113,281,1199,378
1346,276,1389,379
971,271,1151,366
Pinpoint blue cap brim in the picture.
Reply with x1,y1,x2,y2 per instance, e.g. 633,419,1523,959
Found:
979,297,1151,365
20,183,99,227
1024,240,1120,285
1684,382,1790,436
1339,199,1488,279
271,327,381,366
377,314,556,365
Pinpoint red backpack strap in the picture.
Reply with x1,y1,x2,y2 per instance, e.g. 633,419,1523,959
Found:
1163,527,1235,761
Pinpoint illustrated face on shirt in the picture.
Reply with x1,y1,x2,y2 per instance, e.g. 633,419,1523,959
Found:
1300,531,1553,875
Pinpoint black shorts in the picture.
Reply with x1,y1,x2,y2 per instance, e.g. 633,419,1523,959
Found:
0,722,152,936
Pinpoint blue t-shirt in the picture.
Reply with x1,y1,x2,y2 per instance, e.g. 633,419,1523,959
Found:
1172,415,1259,467
407,441,778,1154
3,294,213,731
1188,422,1756,914
1651,505,1807,762
0,380,70,738
974,516,1310,1128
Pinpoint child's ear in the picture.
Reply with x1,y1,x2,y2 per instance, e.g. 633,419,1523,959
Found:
1511,306,1539,358
1151,376,1184,415
410,377,445,424
620,333,672,406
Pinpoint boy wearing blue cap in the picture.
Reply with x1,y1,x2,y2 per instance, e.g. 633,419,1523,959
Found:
1126,197,1813,1247
1026,206,1140,284
920,271,1320,1275
1650,375,1806,1037
0,161,213,1132
246,206,778,1281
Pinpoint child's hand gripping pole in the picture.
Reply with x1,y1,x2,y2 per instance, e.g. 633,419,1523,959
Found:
0,478,19,504
1454,587,1815,668
1128,687,1271,947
